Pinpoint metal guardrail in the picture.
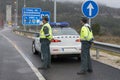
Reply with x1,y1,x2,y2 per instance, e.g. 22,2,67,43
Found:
13,29,39,38
13,29,39,34
14,29,120,59
94,41,120,53
93,41,120,59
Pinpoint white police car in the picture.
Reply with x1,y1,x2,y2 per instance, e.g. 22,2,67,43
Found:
32,22,81,59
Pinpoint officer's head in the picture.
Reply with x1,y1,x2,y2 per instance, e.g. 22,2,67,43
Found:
42,16,49,24
80,17,88,25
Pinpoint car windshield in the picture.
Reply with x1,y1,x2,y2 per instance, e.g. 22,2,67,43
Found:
52,27,78,36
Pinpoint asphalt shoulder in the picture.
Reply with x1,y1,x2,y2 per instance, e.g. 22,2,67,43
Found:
0,35,38,80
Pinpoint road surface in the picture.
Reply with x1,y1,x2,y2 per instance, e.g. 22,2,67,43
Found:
0,28,120,80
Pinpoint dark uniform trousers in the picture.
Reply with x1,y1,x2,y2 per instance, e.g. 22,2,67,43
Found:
80,41,92,72
40,38,51,68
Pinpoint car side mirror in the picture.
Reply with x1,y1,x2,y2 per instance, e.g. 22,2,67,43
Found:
34,33,40,37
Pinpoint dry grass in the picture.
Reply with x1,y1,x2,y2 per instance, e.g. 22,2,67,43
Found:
95,36,120,45
99,49,120,57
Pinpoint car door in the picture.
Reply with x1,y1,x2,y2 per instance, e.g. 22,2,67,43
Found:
35,37,40,51
34,33,41,52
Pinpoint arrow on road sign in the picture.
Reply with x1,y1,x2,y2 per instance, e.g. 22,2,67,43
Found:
87,3,94,16
82,1,99,18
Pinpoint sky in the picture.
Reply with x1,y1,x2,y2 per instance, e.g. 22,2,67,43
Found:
57,0,120,8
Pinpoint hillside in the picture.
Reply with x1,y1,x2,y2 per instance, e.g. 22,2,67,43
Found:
0,0,120,36
23,0,120,36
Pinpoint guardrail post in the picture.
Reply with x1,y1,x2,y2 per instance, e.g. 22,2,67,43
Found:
96,48,99,59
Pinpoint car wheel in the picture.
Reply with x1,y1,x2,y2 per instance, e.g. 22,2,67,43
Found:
77,56,81,61
32,41,39,55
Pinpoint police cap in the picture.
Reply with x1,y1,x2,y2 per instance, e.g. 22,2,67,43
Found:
42,16,49,22
81,17,88,23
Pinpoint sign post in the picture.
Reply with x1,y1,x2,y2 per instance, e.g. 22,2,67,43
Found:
82,0,99,26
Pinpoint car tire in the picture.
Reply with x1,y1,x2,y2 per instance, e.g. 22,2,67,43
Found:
77,56,81,61
32,41,39,55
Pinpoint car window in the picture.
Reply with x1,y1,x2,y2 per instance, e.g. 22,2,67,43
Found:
52,27,78,36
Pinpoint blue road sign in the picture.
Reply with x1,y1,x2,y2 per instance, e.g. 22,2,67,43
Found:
82,0,99,18
22,8,41,25
22,16,41,25
40,11,51,23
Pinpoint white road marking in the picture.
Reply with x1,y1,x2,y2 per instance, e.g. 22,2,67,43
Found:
1,34,46,80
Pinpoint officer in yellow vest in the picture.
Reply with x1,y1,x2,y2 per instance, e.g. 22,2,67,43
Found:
77,17,94,75
38,16,53,69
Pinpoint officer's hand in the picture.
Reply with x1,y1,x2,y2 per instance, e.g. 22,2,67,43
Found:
50,38,54,42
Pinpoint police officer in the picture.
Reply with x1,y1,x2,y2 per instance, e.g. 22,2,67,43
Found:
77,17,94,75
38,16,53,69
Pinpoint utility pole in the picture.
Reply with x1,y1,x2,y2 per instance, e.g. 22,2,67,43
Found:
24,0,26,31
54,0,56,23
24,0,26,7
16,0,18,26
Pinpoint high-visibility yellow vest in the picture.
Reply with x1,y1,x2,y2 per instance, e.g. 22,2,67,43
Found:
80,25,94,41
40,23,53,40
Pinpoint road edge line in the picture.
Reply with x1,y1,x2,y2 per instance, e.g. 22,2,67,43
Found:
1,34,46,80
